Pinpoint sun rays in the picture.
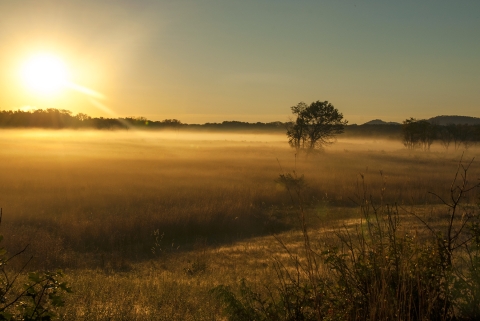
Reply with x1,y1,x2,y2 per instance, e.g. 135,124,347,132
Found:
18,51,123,121
20,53,69,96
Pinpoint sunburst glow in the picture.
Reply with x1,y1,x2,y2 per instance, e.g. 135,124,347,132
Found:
20,53,69,96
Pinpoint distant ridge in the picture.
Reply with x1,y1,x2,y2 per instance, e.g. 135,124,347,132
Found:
363,119,401,125
428,115,480,125
362,116,480,126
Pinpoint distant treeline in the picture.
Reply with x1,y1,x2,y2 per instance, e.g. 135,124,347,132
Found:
0,108,397,135
1,109,480,147
0,109,287,131
0,109,182,130
344,124,402,139
402,118,480,150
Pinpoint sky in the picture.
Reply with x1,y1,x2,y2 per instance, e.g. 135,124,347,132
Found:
0,0,478,124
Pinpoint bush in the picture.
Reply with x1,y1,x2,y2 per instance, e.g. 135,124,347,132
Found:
0,211,72,321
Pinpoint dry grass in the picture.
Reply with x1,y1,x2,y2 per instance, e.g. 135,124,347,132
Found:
0,129,479,319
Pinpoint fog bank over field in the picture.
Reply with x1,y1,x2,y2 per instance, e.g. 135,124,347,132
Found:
1,129,287,143
0,129,404,150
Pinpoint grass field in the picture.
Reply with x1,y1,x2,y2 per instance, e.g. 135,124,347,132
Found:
0,129,479,320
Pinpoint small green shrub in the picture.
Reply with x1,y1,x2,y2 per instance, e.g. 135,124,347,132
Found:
0,211,72,321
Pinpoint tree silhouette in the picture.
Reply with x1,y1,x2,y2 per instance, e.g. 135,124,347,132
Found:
402,118,436,151
287,101,347,151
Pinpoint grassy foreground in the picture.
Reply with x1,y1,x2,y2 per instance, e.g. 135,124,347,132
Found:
0,129,479,320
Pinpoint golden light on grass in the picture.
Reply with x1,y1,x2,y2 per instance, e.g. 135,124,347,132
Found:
0,131,478,319
20,53,69,96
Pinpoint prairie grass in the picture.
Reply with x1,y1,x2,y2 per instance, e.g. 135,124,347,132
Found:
0,129,479,319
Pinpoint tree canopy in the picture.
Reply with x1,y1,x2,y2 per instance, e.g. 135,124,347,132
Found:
286,101,347,151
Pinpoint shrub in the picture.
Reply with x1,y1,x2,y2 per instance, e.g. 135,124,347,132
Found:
213,159,480,320
0,210,72,321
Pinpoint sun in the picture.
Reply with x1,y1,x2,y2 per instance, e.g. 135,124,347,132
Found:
20,53,69,96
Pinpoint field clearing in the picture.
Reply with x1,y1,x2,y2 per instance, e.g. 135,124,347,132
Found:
0,129,479,320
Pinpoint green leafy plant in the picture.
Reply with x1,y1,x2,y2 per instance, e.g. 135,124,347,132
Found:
0,210,72,321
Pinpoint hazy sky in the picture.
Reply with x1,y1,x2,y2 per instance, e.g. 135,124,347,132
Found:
0,0,478,124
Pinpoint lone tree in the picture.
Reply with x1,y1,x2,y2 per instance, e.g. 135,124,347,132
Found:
287,101,347,151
